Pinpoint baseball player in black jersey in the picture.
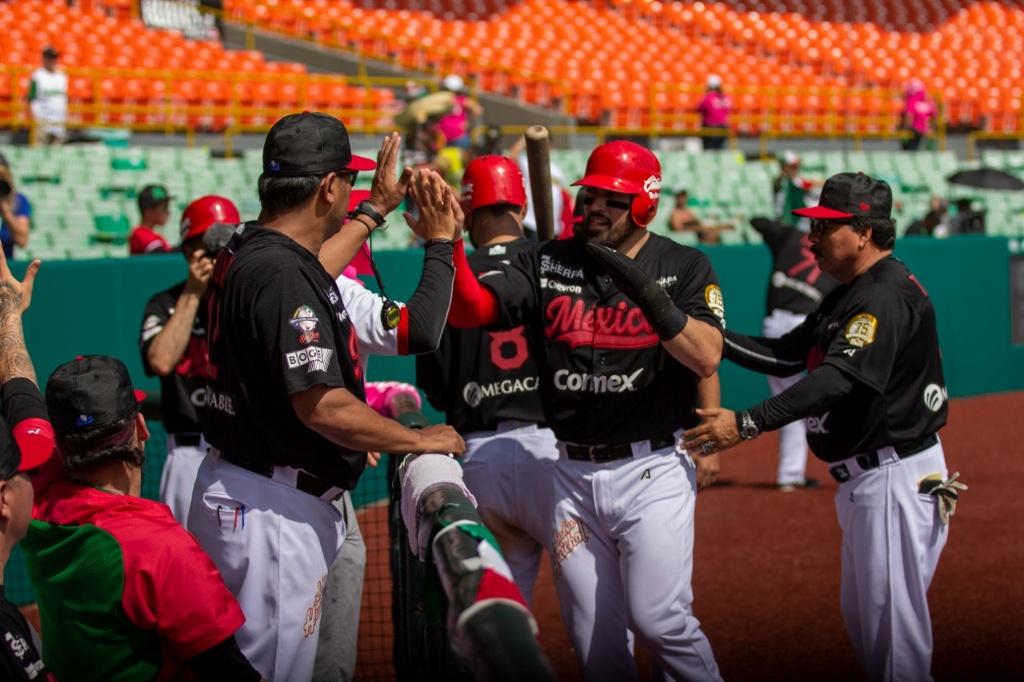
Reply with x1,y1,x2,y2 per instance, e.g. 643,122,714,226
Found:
750,216,839,490
416,155,559,605
188,113,465,680
444,141,725,681
139,195,239,526
686,172,964,682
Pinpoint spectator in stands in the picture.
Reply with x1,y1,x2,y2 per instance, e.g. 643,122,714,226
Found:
696,74,731,151
669,185,732,244
129,185,175,255
436,75,484,159
900,79,937,151
28,46,68,146
0,155,32,259
906,196,950,238
773,151,821,230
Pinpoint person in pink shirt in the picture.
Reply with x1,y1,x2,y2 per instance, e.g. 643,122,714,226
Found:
901,79,937,151
696,74,731,150
436,75,484,160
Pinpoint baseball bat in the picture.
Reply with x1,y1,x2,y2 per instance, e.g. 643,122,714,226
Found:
525,125,555,241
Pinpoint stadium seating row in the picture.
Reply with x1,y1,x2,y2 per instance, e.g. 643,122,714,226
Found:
0,0,397,133
5,143,1023,262
224,0,1022,132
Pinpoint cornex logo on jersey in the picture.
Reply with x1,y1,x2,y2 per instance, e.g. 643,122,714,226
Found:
923,383,947,412
462,377,540,408
554,368,644,393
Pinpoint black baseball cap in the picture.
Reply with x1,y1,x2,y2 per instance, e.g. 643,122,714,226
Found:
262,112,376,177
793,172,892,220
138,184,173,210
46,356,146,451
42,46,59,59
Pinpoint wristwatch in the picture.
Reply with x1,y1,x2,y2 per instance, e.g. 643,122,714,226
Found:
739,411,760,441
350,200,388,231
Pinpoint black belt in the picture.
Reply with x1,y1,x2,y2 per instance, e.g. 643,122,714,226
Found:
219,452,343,501
829,434,939,483
172,432,202,447
565,434,676,464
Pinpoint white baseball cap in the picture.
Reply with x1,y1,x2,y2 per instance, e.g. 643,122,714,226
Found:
442,74,465,92
780,150,801,166
707,74,722,89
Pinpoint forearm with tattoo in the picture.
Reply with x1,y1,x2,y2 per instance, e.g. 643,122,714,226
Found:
0,282,36,386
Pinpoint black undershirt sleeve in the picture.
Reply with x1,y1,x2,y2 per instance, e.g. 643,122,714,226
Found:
185,634,263,682
723,327,811,377
404,242,455,355
748,364,854,432
1,377,48,426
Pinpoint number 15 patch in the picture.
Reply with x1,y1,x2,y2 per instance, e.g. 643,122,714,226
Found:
845,313,877,347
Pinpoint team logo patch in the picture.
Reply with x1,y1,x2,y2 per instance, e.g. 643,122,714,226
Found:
704,284,725,324
286,346,334,373
643,175,661,199
289,306,320,344
845,313,877,347
552,515,590,579
923,383,947,412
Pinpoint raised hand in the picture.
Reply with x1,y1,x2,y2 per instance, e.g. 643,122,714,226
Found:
367,132,414,217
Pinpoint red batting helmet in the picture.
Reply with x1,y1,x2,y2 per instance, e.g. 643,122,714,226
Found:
572,141,662,227
180,195,241,241
459,155,527,223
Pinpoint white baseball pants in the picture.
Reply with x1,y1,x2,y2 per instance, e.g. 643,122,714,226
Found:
188,453,346,682
159,433,209,527
763,308,811,486
460,420,559,605
551,440,722,682
833,441,949,682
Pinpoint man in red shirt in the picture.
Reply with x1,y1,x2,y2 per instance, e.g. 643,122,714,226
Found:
128,184,175,255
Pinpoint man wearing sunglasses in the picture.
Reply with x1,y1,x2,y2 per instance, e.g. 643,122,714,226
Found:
685,172,962,682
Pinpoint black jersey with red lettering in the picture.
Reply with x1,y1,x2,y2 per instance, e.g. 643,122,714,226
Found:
752,219,839,315
800,256,947,461
417,239,545,432
139,282,209,434
480,233,725,445
204,224,367,490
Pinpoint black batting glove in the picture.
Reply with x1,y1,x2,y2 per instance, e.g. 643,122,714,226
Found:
585,242,688,340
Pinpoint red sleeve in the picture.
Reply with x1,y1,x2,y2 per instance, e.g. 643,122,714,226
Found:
119,511,246,660
397,306,409,356
448,239,499,327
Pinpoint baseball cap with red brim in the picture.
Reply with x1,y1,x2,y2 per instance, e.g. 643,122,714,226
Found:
263,112,376,177
792,172,893,220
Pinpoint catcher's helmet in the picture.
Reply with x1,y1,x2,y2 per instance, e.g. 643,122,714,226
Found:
572,141,662,227
460,155,527,223
180,195,241,241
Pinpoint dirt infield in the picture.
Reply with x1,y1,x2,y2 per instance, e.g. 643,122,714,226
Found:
361,391,1024,680
530,391,1024,681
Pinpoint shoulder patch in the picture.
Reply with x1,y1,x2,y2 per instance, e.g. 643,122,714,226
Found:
845,313,877,347
705,284,725,324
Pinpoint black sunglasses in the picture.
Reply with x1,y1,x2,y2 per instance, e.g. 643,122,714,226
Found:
809,218,850,236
